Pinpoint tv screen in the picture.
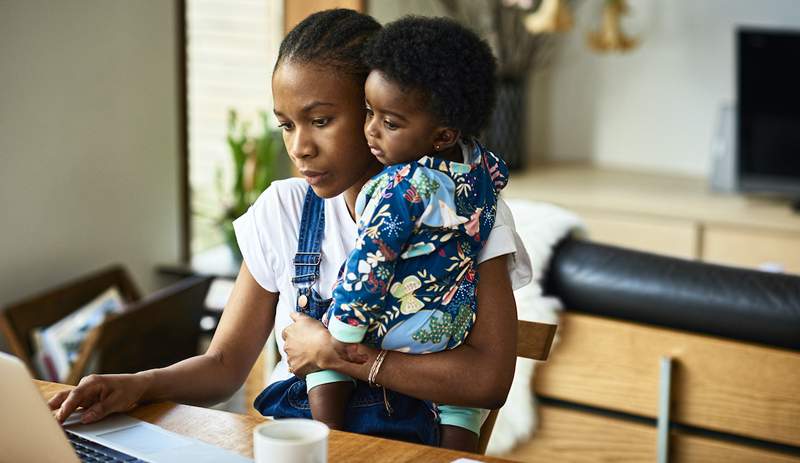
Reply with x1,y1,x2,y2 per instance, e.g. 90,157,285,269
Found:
737,28,800,198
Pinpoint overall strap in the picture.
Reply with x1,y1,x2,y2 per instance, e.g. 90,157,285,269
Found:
292,186,325,288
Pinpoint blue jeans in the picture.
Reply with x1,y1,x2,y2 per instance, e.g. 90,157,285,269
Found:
254,376,440,446
256,186,440,446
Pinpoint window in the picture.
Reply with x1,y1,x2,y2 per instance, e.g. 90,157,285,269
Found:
186,0,282,254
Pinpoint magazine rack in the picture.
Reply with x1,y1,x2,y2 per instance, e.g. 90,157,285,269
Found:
0,265,142,377
0,265,213,385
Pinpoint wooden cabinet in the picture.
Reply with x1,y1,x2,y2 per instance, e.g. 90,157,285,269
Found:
505,313,800,462
703,226,800,274
536,314,800,446
508,404,800,463
504,164,800,274
501,166,800,460
573,208,699,260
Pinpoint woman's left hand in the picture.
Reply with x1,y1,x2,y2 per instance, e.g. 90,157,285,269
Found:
282,312,328,377
283,312,369,377
281,312,342,378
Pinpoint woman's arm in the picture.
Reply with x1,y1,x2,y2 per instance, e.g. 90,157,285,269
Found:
284,255,517,410
143,262,278,404
52,262,277,423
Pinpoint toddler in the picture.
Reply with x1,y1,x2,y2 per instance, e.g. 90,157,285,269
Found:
308,16,508,452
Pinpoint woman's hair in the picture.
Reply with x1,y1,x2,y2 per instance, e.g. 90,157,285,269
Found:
276,8,382,84
363,16,497,138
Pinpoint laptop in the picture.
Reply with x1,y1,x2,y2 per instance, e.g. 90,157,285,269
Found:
0,351,252,463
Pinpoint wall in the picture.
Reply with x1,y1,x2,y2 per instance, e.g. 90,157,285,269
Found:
530,0,800,175
369,0,442,22
0,1,181,322
370,0,800,177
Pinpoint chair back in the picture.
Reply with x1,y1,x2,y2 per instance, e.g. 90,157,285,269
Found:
477,319,558,454
66,275,213,384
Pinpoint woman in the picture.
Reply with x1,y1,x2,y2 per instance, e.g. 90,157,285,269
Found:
50,9,529,449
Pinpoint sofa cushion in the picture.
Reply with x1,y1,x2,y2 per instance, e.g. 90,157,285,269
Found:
544,238,800,350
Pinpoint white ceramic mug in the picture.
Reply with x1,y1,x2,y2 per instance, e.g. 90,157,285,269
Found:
253,419,329,463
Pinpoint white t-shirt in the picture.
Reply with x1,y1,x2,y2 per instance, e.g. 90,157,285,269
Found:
233,177,532,385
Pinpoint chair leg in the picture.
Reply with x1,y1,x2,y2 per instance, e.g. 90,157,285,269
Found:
477,408,500,454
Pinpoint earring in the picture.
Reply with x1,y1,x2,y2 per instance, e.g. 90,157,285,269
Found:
434,144,440,151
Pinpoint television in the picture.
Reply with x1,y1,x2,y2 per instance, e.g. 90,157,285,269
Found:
737,27,800,208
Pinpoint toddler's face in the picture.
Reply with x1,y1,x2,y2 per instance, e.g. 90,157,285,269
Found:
363,70,443,166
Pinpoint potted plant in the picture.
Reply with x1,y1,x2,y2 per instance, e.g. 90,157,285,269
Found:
217,109,284,260
438,0,562,170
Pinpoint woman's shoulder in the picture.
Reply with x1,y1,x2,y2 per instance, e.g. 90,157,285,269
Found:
262,177,308,200
252,177,350,228
233,179,310,292
253,177,309,211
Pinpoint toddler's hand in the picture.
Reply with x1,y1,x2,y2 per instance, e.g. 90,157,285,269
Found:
331,338,368,364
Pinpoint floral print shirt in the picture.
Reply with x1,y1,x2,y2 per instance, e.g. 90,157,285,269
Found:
327,139,509,353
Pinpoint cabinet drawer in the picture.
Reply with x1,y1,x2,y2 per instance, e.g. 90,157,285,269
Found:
702,226,800,274
507,404,654,462
507,404,800,463
575,209,699,260
534,313,800,447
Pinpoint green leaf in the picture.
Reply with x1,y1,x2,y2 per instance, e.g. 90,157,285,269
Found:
219,107,283,227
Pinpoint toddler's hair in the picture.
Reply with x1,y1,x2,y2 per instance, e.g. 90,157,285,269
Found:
277,9,382,84
363,16,497,138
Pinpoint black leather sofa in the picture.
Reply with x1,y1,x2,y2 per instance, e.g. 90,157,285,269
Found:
545,238,800,351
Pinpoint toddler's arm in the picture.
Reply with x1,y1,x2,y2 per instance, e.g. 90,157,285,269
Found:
327,172,426,344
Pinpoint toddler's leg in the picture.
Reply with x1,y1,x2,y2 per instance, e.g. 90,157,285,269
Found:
439,424,479,452
308,381,353,431
438,405,483,452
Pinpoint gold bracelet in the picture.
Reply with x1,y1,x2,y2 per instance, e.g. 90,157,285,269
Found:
368,349,388,388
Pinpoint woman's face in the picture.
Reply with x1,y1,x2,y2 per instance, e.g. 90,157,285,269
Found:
272,61,381,199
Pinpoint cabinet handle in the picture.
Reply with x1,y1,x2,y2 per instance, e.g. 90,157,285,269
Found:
657,356,673,463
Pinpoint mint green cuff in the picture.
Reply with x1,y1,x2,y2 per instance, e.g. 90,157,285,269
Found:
328,315,367,343
438,405,489,436
306,370,356,391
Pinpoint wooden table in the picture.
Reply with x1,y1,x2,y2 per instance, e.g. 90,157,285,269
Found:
37,381,512,463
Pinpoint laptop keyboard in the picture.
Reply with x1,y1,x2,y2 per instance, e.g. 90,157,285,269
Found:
66,430,148,463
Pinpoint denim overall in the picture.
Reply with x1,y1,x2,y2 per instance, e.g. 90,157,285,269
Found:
253,186,440,446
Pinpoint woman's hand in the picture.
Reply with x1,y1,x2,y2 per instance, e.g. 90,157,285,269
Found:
283,312,368,377
282,312,329,377
314,255,517,409
49,372,153,424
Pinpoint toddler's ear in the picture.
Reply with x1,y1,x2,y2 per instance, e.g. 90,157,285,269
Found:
432,127,460,151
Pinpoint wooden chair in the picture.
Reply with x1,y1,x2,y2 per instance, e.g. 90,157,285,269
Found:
242,320,559,434
65,275,213,384
0,264,142,376
0,265,212,385
477,319,558,455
